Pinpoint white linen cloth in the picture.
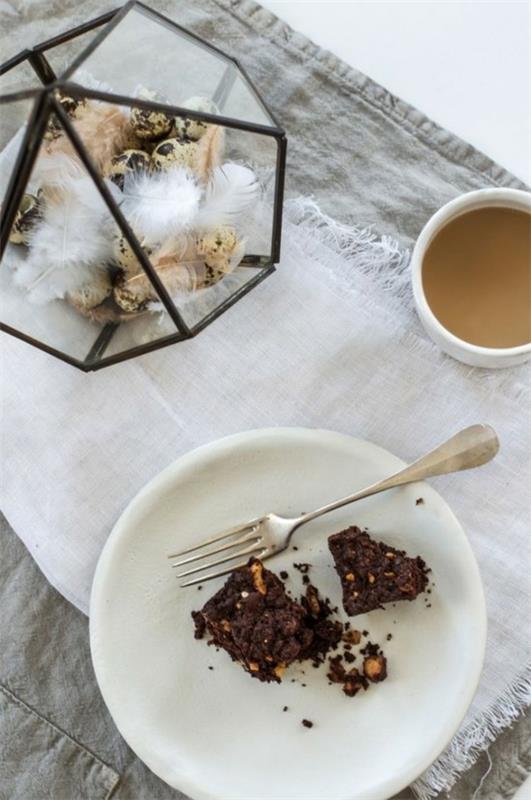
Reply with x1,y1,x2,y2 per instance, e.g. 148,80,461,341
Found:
1,199,530,799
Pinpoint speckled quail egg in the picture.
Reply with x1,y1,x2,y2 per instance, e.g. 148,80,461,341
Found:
114,233,155,277
9,192,42,245
196,226,238,260
151,138,199,171
108,149,151,189
57,93,85,117
172,115,209,142
130,88,174,141
67,271,113,311
198,262,227,289
44,94,85,141
172,96,219,141
113,275,149,313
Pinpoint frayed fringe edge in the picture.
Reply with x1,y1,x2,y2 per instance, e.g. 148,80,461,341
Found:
284,196,531,406
412,665,531,799
285,196,412,297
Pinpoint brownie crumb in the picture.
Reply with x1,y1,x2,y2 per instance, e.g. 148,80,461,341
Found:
299,583,343,666
360,640,380,656
362,630,369,637
283,706,288,712
293,546,299,551
208,666,214,670
302,719,314,728
279,571,289,580
197,585,202,590
192,610,206,639
294,562,311,574
386,633,393,641
344,651,356,664
327,654,346,683
342,668,369,697
416,497,424,505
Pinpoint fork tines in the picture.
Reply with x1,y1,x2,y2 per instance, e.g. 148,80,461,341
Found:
168,518,266,587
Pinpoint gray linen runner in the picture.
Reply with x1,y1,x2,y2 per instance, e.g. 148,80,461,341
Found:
0,0,529,798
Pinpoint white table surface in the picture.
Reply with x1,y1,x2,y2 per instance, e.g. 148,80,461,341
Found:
261,0,530,185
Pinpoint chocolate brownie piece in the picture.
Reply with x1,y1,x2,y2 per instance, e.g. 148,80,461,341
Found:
192,558,313,682
328,526,429,616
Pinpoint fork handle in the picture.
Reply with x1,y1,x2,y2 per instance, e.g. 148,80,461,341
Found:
295,424,499,528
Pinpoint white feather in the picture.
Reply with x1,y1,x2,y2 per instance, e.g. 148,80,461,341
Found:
30,151,83,193
14,175,116,304
196,163,258,230
120,167,202,244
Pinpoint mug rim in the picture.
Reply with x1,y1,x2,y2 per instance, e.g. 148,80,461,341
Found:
411,187,531,358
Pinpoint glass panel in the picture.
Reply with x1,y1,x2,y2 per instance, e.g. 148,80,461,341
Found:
223,128,277,257
67,4,277,127
220,73,275,128
0,105,182,363
0,96,38,207
0,57,41,94
178,265,270,330
41,26,108,81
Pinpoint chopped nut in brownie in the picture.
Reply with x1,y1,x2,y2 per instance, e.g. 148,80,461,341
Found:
359,641,388,682
192,558,313,682
328,526,429,616
363,653,387,682
343,628,362,645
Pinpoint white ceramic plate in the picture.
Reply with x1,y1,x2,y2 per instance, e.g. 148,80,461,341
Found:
90,428,486,800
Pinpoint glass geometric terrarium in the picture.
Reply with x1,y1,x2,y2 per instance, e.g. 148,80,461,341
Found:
0,1,286,370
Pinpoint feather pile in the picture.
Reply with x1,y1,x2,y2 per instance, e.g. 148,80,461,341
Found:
4,88,262,321
119,162,258,244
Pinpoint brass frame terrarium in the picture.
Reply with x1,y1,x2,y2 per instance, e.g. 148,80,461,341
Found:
0,1,286,370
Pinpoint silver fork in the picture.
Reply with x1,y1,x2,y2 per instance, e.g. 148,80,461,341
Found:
168,424,498,586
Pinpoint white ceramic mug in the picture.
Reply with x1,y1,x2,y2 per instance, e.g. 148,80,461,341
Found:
411,188,531,368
